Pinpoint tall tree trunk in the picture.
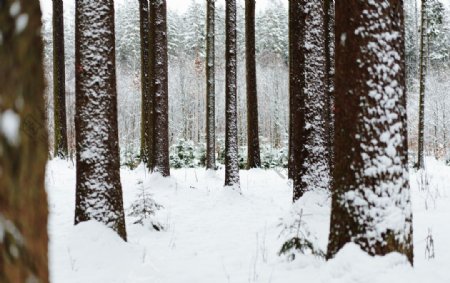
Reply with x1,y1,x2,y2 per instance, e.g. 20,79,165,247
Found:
327,0,413,264
150,0,170,176
53,0,68,158
206,0,216,170
74,0,127,241
224,0,240,189
139,0,153,167
292,1,330,201
0,1,49,281
417,0,427,169
324,0,335,181
246,0,261,169
288,0,302,181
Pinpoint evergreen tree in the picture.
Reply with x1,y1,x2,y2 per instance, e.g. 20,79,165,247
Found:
327,0,413,264
74,0,127,241
53,0,68,158
246,0,261,169
206,0,216,170
225,0,240,189
150,0,170,176
0,0,49,281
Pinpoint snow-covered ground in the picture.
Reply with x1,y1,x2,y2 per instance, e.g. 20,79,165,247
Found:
46,158,450,283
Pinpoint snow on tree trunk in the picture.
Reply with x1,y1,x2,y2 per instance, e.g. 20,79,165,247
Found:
324,0,335,180
417,0,427,169
53,0,68,158
225,0,240,189
74,0,127,241
246,0,261,169
0,0,49,281
140,0,153,168
150,0,170,177
292,0,330,201
327,0,414,264
206,0,216,170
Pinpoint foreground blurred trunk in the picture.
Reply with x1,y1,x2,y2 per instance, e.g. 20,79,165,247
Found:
0,1,49,281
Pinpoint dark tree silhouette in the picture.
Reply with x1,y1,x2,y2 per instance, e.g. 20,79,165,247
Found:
53,0,68,158
246,0,261,169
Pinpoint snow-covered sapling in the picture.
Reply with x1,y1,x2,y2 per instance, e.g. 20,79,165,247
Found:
128,183,164,231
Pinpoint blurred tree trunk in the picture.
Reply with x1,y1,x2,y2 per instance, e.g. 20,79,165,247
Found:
246,0,261,169
225,0,240,189
0,1,49,281
53,0,68,158
206,0,216,170
150,0,170,176
327,0,413,264
74,0,127,241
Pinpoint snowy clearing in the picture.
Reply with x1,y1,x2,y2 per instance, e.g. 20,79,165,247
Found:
46,158,450,283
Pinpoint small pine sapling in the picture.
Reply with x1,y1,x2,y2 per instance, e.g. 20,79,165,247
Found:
128,182,164,231
278,209,325,261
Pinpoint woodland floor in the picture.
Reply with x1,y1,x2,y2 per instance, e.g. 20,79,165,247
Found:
46,157,450,283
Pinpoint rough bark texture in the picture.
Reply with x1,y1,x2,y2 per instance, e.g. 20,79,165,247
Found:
206,0,216,170
324,0,335,179
417,0,427,169
327,0,413,264
224,0,240,189
150,0,170,177
53,0,68,158
245,0,261,169
0,1,49,281
74,0,127,241
139,0,153,168
291,1,330,202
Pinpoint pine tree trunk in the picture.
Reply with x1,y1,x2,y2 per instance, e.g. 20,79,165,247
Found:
327,0,413,264
74,0,127,241
324,0,335,180
288,0,302,182
292,1,330,201
139,0,153,167
53,0,68,158
417,0,427,169
225,0,240,189
150,0,170,177
246,0,261,169
206,0,216,170
0,1,49,281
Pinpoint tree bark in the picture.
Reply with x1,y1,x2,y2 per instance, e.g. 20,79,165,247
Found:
291,1,330,201
206,0,216,170
53,0,68,158
417,0,427,169
0,1,49,281
139,0,153,168
74,0,127,241
246,0,261,169
150,0,170,177
327,0,413,264
225,0,240,189
288,0,302,181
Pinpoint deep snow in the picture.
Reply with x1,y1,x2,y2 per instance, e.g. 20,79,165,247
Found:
46,158,450,283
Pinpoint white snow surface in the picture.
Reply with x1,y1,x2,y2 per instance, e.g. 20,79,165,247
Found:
46,158,450,283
